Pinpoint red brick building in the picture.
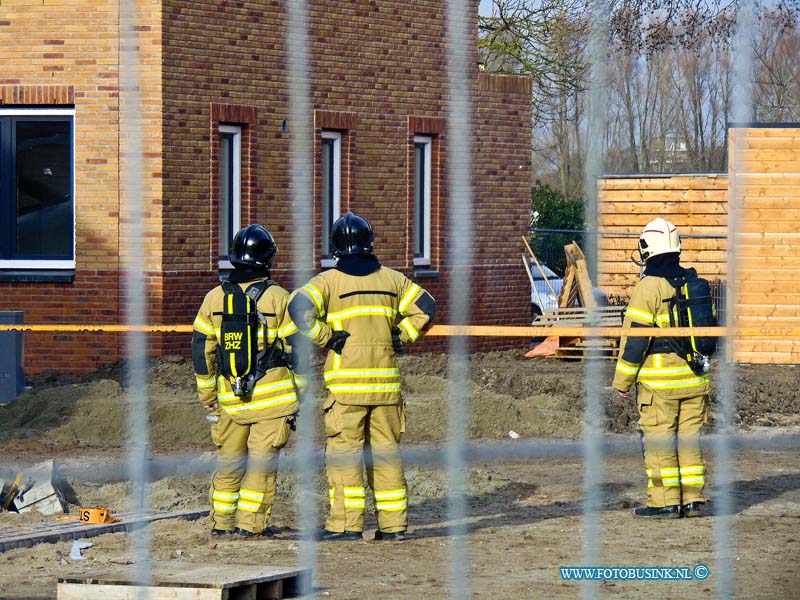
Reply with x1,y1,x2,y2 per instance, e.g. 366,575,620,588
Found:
0,0,531,374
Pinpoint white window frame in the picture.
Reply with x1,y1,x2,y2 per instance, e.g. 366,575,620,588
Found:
413,135,432,266
217,124,242,270
321,130,341,268
0,108,76,270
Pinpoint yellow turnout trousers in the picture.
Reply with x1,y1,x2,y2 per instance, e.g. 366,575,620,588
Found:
638,386,707,507
324,401,407,533
209,412,291,534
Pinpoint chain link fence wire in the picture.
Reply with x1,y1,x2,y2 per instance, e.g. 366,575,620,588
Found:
102,0,789,598
120,0,152,593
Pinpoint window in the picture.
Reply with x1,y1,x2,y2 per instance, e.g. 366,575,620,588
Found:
218,125,241,267
321,130,341,265
413,135,432,266
0,110,74,269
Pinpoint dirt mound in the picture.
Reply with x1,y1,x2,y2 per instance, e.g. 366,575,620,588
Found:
1,352,798,456
1,352,799,599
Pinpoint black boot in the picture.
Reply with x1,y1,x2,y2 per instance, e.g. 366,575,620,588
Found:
374,529,408,541
211,528,234,536
316,529,363,541
682,501,705,518
235,527,273,538
633,505,681,519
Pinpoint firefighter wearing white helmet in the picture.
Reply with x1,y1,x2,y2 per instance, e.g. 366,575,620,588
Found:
638,217,681,262
613,218,710,519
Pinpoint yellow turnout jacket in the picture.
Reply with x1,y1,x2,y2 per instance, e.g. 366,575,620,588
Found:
290,264,434,406
613,275,710,399
192,278,302,424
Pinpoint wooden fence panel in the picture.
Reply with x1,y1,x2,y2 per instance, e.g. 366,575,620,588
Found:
729,126,800,364
598,127,800,364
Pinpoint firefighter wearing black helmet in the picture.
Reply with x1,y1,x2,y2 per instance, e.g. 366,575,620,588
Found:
289,212,436,541
192,224,303,537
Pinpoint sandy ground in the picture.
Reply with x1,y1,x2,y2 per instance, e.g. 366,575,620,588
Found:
0,351,799,599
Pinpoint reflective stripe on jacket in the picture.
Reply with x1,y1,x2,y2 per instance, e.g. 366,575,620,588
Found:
291,266,433,406
612,275,710,400
192,279,300,423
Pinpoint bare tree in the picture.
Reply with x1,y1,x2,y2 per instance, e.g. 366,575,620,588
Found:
479,0,800,187
753,11,800,121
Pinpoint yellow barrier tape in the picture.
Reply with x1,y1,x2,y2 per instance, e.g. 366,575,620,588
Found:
0,324,795,338
426,325,798,338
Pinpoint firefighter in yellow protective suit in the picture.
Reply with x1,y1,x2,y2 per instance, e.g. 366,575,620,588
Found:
288,212,435,541
613,218,709,519
193,225,303,537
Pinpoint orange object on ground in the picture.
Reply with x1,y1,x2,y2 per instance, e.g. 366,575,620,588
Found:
78,507,117,524
525,335,559,358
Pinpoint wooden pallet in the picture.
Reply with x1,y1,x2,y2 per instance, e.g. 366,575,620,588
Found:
535,306,625,360
58,562,310,600
535,305,625,327
556,336,621,360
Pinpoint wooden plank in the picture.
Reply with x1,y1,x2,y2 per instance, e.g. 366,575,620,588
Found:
739,160,800,171
575,261,597,308
536,306,625,327
58,563,308,600
736,269,800,282
737,148,800,160
734,306,800,317
601,203,728,216
731,127,800,138
737,234,800,245
558,265,577,307
729,281,800,294
733,352,799,364
597,256,728,269
601,263,727,275
732,173,800,185
737,185,800,197
0,510,208,554
58,584,220,600
601,189,728,200
599,176,728,191
730,340,800,352
736,244,800,257
602,214,728,227
522,238,558,297
739,197,800,209
741,137,800,148
736,255,800,267
739,209,800,221
598,237,726,251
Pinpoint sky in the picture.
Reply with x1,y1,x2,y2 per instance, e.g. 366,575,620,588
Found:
479,0,493,17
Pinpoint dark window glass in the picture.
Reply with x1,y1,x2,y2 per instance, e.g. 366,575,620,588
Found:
220,132,234,256
414,142,426,258
322,137,335,258
1,117,73,260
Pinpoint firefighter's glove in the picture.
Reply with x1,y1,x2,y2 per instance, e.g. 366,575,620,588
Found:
391,327,404,354
325,331,350,355
286,351,309,374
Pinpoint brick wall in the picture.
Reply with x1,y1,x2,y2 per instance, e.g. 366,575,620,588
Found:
2,0,533,373
160,0,532,357
0,0,164,373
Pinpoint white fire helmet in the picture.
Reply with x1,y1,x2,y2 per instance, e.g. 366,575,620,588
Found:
638,218,680,262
